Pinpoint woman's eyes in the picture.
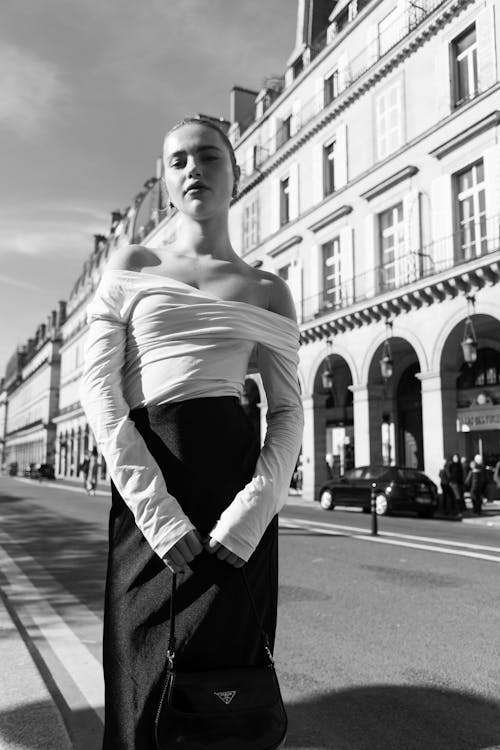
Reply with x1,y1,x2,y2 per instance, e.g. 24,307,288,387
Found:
169,154,219,168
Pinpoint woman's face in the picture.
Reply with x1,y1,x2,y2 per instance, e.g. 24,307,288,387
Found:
163,123,236,219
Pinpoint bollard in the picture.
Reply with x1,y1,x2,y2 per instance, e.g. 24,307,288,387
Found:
371,482,378,536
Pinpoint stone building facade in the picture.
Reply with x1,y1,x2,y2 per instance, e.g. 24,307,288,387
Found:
226,0,500,499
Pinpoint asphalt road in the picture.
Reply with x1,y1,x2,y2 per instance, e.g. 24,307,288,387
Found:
1,476,499,750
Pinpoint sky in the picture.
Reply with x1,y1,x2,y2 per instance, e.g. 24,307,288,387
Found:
0,0,297,376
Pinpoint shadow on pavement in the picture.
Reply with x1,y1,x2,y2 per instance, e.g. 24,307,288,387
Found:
0,490,108,623
285,684,500,750
0,700,103,750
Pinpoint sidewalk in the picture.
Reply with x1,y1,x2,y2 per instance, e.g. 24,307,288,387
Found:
0,596,72,750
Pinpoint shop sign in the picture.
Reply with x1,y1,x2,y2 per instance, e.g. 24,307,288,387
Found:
456,405,500,431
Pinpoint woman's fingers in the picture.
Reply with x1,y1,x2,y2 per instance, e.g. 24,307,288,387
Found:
205,537,221,554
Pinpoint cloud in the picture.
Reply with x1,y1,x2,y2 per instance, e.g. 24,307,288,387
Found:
0,203,109,257
0,273,38,290
0,43,69,137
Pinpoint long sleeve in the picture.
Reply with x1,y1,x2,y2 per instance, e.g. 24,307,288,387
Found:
209,338,304,561
80,279,196,559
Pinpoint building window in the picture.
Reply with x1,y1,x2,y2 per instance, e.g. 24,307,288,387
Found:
323,141,336,196
252,144,259,171
324,70,339,105
379,203,405,291
457,348,500,388
452,25,478,107
293,57,304,79
378,7,399,57
280,177,290,226
336,7,349,34
242,196,260,253
322,237,343,309
278,115,292,147
375,81,403,160
278,264,290,281
455,160,486,260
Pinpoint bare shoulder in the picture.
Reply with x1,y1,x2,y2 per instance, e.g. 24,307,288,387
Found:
106,244,153,272
255,269,297,323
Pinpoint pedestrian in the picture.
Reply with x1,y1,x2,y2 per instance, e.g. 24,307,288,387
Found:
86,446,99,496
447,453,465,516
80,451,90,490
439,459,454,517
80,116,303,750
493,457,500,489
465,454,488,515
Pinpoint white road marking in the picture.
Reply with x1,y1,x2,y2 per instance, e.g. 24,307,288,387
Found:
355,534,500,563
280,517,500,563
0,528,104,721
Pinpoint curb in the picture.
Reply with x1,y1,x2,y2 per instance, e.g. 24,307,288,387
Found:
0,594,73,750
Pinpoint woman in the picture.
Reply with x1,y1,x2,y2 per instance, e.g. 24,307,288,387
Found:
86,446,99,496
80,116,303,749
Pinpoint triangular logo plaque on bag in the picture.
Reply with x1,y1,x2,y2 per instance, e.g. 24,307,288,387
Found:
214,690,236,705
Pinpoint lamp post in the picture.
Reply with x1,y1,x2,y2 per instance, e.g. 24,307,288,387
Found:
321,338,334,393
380,320,393,466
461,295,478,366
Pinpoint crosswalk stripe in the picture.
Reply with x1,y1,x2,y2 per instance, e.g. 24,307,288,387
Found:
280,517,500,563
0,528,104,720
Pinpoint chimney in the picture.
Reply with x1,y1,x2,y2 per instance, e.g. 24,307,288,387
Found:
40,323,46,340
51,310,58,329
58,300,67,327
230,87,258,130
94,234,107,254
110,211,122,233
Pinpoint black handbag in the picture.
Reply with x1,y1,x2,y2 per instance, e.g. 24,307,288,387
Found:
153,570,287,750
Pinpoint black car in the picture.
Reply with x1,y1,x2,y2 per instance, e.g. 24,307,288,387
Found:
317,465,438,518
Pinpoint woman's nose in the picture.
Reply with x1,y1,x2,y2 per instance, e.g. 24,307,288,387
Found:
186,156,202,178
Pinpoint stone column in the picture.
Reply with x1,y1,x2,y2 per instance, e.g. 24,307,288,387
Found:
351,384,386,466
301,395,327,502
416,370,456,484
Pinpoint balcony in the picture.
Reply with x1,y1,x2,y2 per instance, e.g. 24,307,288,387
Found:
240,0,457,176
300,225,500,337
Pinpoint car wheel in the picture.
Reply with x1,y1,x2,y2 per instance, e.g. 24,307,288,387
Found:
319,489,334,511
362,507,371,514
375,494,389,515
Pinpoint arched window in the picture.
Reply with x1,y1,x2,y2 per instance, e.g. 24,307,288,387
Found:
457,347,500,389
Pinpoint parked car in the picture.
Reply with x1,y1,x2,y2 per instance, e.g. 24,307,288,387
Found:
317,465,438,518
38,463,55,479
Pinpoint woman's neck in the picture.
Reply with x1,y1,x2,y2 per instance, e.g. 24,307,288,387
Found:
175,213,236,261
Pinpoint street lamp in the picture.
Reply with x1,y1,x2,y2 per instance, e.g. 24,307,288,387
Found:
461,295,478,366
379,320,394,380
321,338,334,392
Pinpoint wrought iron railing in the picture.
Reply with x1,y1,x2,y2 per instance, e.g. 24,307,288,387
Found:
240,0,450,174
301,227,500,323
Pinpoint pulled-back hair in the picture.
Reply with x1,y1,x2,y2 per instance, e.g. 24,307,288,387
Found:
164,116,239,183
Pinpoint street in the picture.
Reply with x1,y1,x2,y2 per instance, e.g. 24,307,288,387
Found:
1,476,500,750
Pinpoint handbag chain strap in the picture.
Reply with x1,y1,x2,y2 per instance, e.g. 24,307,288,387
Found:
167,569,274,670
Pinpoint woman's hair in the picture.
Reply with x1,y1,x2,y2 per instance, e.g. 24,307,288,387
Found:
164,116,239,185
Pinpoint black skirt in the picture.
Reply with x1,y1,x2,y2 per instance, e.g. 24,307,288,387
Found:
102,396,279,750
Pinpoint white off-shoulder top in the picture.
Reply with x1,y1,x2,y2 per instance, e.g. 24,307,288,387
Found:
80,269,304,562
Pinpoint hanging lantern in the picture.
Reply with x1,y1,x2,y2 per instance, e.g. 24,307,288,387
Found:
379,321,393,380
461,296,478,366
322,338,334,392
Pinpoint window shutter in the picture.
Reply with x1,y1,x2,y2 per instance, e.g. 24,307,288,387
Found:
335,122,348,188
402,191,421,282
366,25,378,67
304,244,323,319
288,259,303,322
245,148,253,178
430,175,453,270
312,142,324,204
269,117,278,154
484,144,500,248
477,6,498,93
358,213,376,300
315,77,325,113
269,177,280,233
291,99,302,135
288,162,300,220
339,226,354,305
338,53,349,92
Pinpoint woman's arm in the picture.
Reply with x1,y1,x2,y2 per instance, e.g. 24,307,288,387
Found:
80,269,201,571
207,277,304,562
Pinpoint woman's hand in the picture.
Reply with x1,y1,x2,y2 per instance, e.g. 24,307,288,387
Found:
163,529,204,575
204,537,245,568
